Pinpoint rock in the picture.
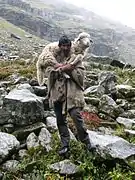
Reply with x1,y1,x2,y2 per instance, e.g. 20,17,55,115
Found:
116,99,130,110
98,71,117,96
38,128,52,152
10,33,21,40
26,133,39,150
87,130,135,160
84,79,97,89
0,87,7,106
13,122,46,141
2,124,14,133
18,149,27,159
14,76,28,85
33,86,47,97
29,79,39,86
110,60,125,68
116,117,135,128
116,85,135,98
120,109,135,118
2,160,19,172
0,132,20,163
16,83,34,93
68,129,77,141
84,85,99,97
84,97,100,106
49,160,79,175
0,81,11,88
2,84,44,126
0,172,3,180
98,127,115,135
46,116,58,132
99,95,123,118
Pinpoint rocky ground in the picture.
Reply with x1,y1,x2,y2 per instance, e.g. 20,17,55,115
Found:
0,59,135,179
0,17,48,61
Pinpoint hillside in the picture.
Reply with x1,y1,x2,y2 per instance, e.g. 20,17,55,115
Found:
0,0,135,64
0,17,49,60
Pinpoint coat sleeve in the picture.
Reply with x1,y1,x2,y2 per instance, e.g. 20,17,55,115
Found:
70,60,85,90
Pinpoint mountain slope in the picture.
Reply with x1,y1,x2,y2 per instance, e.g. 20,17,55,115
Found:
0,17,48,59
1,0,135,64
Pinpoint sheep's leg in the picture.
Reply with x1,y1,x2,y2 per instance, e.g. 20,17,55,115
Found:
36,62,44,86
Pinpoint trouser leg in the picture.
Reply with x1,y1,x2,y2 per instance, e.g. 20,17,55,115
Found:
68,107,90,145
54,101,70,148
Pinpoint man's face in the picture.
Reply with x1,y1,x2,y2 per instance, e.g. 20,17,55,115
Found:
60,44,71,57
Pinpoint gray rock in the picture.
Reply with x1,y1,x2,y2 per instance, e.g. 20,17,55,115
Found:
13,122,46,141
99,95,123,118
120,109,135,118
0,132,20,163
97,71,117,97
16,83,34,93
14,76,28,85
33,86,47,97
2,85,44,126
0,81,11,88
2,160,19,172
2,124,14,133
87,130,135,160
0,172,3,180
38,128,52,152
116,117,135,128
18,149,27,159
84,85,99,97
98,127,115,135
46,116,58,132
26,133,39,150
0,87,7,106
116,85,135,98
68,129,77,141
116,99,130,110
84,97,100,106
49,160,79,175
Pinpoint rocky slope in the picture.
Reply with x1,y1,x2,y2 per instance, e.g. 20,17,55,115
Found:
1,0,135,64
0,60,135,179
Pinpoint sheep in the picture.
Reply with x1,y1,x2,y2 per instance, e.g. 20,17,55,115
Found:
36,32,93,86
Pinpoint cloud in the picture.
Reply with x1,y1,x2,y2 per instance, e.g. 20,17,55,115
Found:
65,0,135,28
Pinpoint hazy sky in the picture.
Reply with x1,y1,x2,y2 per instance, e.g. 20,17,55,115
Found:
65,0,135,28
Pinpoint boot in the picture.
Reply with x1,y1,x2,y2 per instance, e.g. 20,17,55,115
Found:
87,143,96,152
83,136,96,152
58,146,70,157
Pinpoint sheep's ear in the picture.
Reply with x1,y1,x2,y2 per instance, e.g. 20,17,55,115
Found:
90,39,93,43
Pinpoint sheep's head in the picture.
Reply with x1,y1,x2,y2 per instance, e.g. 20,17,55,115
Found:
75,32,93,49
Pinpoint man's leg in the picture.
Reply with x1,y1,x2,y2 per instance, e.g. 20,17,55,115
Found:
69,107,95,151
54,101,70,155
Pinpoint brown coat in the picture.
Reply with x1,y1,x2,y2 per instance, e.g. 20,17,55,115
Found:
37,42,86,113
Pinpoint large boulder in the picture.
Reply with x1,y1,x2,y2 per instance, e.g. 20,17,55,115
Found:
99,95,124,118
49,160,79,175
0,132,20,163
1,84,44,126
88,130,135,160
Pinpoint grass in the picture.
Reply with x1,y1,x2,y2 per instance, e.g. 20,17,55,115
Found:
22,0,54,9
0,60,37,80
2,132,135,180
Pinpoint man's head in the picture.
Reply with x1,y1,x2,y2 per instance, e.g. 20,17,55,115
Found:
58,35,72,56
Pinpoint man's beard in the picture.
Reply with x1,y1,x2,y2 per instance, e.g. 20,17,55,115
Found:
63,49,70,57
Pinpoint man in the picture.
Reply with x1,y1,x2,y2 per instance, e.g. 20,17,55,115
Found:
37,34,94,156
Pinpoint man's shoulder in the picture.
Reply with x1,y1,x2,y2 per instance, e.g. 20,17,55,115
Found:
46,42,59,49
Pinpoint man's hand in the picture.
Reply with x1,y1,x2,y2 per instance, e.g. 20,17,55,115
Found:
60,64,75,72
54,63,64,69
